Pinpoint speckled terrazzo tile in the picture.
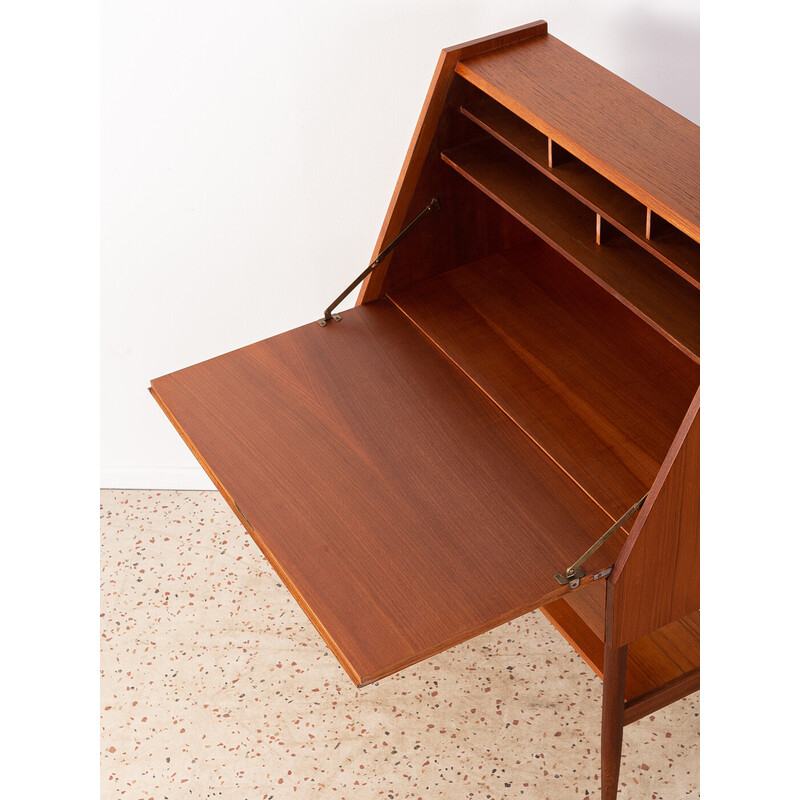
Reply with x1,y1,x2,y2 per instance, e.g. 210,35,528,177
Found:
100,489,699,799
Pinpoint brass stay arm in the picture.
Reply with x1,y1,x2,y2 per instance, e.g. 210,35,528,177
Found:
554,493,648,589
319,197,441,326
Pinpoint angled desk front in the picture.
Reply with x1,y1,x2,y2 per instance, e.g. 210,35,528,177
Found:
151,21,700,799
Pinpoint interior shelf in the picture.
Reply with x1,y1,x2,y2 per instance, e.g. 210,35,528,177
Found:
390,239,699,520
461,98,700,286
441,137,700,360
541,582,699,712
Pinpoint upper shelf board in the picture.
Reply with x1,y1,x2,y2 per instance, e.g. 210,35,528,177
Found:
460,98,700,286
456,33,700,242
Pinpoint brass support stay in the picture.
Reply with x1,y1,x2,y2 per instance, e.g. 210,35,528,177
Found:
318,197,441,326
554,493,648,589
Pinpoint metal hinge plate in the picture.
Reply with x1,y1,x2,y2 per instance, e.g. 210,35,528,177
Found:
554,494,648,590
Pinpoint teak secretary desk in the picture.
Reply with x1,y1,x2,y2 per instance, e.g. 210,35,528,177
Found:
150,21,699,798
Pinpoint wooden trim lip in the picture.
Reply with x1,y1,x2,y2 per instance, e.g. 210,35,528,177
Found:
441,20,549,59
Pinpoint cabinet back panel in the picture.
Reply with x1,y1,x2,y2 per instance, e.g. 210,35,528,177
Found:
390,238,699,520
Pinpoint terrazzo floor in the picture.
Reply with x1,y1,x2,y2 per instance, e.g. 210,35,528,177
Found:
100,490,699,800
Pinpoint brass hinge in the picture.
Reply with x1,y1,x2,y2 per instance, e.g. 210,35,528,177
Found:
554,493,648,589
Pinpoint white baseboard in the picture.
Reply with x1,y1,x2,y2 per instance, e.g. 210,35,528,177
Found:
101,467,216,490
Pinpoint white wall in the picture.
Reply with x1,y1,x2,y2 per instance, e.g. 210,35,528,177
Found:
101,0,700,489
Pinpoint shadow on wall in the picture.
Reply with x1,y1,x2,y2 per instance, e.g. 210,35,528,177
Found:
615,6,699,123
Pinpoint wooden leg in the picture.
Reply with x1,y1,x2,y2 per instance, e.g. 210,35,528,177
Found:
601,643,628,799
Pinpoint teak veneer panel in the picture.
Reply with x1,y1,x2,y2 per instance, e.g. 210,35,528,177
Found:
456,33,700,241
390,240,699,519
150,300,627,687
611,391,701,648
460,98,700,286
441,138,700,359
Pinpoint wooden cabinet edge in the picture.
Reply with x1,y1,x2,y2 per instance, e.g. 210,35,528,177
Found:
357,21,548,304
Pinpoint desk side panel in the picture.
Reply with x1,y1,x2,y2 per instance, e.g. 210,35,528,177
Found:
609,391,700,648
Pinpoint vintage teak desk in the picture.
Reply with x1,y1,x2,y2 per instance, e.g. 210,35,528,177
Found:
150,21,699,798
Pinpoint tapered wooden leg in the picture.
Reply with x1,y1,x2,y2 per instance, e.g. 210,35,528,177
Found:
601,643,628,799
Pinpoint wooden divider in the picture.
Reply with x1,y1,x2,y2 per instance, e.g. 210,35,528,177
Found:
441,138,700,359
460,97,700,285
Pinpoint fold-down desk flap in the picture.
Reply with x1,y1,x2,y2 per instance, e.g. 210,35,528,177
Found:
150,300,625,686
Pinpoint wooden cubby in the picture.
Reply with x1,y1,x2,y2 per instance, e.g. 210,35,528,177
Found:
440,138,699,359
460,96,700,286
151,21,699,800
390,238,699,519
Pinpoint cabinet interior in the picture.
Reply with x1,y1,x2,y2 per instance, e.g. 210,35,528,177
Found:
378,74,700,699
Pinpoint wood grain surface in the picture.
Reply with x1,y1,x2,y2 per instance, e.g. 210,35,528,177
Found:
457,33,700,241
610,390,700,648
441,138,700,359
150,300,627,687
460,98,700,285
389,240,700,520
